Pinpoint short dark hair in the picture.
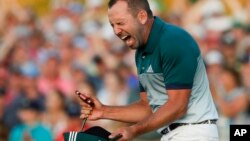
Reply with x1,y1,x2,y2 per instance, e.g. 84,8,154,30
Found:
108,0,153,18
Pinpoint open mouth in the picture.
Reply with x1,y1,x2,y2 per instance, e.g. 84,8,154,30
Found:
120,34,134,47
121,35,131,41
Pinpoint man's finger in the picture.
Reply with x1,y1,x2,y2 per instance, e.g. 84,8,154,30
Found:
76,91,94,100
109,134,123,141
81,107,93,110
81,109,92,115
109,132,122,139
76,91,93,102
80,114,88,119
78,94,95,107
79,102,92,107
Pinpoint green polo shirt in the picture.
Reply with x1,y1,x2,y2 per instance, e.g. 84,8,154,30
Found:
135,17,218,128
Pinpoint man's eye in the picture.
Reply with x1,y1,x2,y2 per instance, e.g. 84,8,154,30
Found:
117,22,124,25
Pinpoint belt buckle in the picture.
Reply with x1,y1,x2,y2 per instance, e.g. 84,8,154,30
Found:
207,120,211,124
167,126,170,132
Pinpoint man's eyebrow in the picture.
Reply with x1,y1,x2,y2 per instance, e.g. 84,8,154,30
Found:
109,18,126,25
115,18,125,22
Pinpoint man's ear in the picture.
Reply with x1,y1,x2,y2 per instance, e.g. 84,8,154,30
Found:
138,10,148,24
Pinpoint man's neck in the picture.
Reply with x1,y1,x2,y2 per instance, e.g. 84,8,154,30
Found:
143,17,154,45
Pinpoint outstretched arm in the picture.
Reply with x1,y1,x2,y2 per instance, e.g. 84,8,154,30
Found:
79,92,152,123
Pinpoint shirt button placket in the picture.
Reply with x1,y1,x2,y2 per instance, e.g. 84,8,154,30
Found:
141,55,146,72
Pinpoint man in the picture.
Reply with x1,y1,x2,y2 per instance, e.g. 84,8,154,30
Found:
79,0,219,141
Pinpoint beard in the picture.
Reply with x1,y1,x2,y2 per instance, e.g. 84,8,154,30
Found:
127,29,144,50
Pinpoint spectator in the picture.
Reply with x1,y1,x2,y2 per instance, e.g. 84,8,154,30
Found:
96,70,129,132
37,55,61,95
8,99,53,141
116,62,140,104
240,53,250,122
212,67,247,141
97,70,128,106
3,70,24,129
57,45,75,96
0,89,5,121
240,51,250,93
0,64,8,94
220,31,241,71
42,90,68,140
0,89,8,141
204,49,224,85
55,99,84,141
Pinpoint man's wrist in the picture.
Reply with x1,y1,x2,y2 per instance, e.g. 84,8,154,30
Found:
100,104,108,119
130,124,143,137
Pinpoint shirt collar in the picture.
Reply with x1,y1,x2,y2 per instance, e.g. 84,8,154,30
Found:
142,16,164,54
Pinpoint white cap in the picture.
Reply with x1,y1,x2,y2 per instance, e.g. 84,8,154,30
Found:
203,17,233,32
201,0,224,17
86,0,104,8
54,17,76,34
81,20,100,35
204,50,224,65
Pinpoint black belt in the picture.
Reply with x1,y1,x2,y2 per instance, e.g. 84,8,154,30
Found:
161,119,217,135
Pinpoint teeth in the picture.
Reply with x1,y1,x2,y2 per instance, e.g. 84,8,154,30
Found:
121,35,128,40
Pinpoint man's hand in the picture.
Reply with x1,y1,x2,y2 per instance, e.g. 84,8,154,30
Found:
77,91,104,121
109,126,137,141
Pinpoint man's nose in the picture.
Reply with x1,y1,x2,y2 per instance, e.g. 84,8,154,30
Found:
114,27,122,36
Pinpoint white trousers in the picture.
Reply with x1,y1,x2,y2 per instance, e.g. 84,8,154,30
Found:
161,124,219,141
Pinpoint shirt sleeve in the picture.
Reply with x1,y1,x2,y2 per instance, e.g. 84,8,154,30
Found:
160,30,200,90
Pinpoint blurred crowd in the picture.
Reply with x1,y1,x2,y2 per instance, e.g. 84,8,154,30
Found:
0,0,250,141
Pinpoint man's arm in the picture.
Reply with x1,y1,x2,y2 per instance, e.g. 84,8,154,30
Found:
80,92,152,123
130,89,191,136
101,92,152,123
